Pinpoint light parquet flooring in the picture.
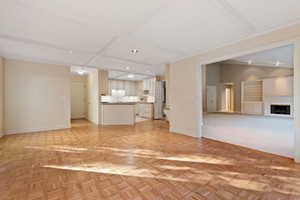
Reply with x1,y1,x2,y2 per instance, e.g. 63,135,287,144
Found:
1,120,300,200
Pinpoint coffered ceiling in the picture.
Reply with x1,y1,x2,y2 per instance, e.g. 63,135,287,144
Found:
1,0,300,75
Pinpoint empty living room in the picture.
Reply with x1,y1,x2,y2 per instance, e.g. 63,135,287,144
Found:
1,1,300,200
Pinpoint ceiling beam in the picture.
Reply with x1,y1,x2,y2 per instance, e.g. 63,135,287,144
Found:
84,36,119,67
213,0,256,32
104,55,154,66
0,34,94,54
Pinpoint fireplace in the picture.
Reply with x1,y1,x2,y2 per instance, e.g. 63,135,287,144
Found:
270,104,291,115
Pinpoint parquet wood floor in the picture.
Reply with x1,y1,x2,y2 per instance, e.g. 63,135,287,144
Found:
1,119,300,200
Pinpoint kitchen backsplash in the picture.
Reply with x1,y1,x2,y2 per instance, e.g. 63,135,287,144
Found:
101,96,140,103
101,95,155,103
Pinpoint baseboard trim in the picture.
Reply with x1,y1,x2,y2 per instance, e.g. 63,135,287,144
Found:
5,124,71,135
170,126,198,138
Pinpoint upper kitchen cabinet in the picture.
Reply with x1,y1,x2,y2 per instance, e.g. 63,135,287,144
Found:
143,77,156,96
99,70,109,96
108,79,138,96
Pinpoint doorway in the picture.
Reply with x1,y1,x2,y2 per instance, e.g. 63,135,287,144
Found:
71,75,87,119
224,84,234,112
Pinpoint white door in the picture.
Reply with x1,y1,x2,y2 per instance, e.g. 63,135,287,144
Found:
207,85,217,112
71,82,86,119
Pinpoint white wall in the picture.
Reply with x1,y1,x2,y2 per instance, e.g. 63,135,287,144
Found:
4,59,71,134
0,58,4,137
263,76,294,97
169,58,202,138
204,113,294,158
87,69,99,124
205,63,222,111
294,39,300,163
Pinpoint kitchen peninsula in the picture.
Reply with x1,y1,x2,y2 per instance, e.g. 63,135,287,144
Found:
99,102,136,125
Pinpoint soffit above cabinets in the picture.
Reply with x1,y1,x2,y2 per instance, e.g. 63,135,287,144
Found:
1,0,300,75
108,70,153,81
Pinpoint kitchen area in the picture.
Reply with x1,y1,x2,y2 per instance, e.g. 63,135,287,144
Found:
101,71,166,125
71,67,167,126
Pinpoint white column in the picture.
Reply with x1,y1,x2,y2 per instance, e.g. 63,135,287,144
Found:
169,60,203,138
196,65,204,138
0,57,4,137
294,40,300,163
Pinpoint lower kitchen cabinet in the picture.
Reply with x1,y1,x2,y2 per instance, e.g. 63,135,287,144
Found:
138,103,154,119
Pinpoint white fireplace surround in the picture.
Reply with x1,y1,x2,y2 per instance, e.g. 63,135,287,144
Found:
264,96,294,118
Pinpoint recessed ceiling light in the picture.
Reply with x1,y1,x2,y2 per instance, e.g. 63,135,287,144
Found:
247,60,252,65
130,49,139,54
76,67,86,75
69,50,73,54
128,74,135,78
77,70,85,75
275,61,281,66
125,66,130,70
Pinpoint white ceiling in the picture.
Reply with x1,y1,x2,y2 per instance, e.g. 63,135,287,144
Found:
225,45,294,68
1,0,300,75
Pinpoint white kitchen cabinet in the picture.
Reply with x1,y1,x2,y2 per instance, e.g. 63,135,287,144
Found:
127,81,136,96
101,104,136,125
138,103,153,119
98,70,109,96
143,78,156,96
108,80,138,96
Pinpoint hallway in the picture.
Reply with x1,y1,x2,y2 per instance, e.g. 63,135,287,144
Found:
0,120,300,200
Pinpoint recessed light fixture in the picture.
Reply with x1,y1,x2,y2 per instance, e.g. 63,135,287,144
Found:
77,70,85,75
125,66,130,70
247,60,252,65
275,61,281,66
77,67,86,75
130,49,139,54
69,50,73,54
128,74,135,78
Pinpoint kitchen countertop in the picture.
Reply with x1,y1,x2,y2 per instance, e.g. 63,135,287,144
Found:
101,102,137,105
101,102,154,105
205,112,294,119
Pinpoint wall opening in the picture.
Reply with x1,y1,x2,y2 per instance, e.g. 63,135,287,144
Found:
202,44,295,158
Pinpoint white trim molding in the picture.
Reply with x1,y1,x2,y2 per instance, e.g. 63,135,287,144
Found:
5,124,71,135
